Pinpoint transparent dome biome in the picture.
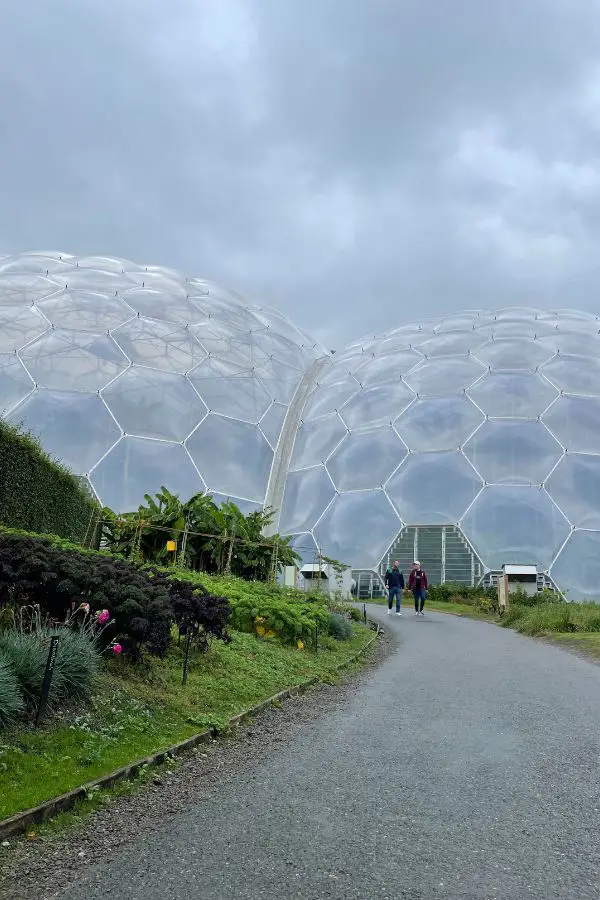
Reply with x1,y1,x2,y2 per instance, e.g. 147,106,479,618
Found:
276,307,600,602
0,251,324,514
4,259,600,602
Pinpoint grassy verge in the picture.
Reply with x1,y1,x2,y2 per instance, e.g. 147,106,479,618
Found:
0,626,373,821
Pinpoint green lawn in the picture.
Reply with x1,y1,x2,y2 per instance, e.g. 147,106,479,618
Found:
0,627,373,821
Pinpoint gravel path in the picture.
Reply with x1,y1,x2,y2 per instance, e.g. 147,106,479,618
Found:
6,608,600,899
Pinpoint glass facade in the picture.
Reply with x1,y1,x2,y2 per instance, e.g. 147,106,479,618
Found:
3,255,600,601
280,308,600,602
0,251,323,513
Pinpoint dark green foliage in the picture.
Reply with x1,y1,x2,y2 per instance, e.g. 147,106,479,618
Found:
0,656,24,727
0,530,173,658
0,529,233,660
0,421,100,545
327,613,353,641
102,487,299,580
145,568,231,650
424,582,498,605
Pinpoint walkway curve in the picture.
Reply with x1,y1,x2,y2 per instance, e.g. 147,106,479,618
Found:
57,607,600,900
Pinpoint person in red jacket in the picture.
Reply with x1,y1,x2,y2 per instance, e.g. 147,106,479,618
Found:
408,561,428,616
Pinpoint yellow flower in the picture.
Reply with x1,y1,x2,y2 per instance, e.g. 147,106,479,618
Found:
256,625,266,637
297,640,304,650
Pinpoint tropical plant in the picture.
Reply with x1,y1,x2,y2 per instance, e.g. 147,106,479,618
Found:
101,488,300,580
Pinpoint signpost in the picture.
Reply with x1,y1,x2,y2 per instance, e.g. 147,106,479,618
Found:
35,635,60,727
497,573,509,614
182,629,193,686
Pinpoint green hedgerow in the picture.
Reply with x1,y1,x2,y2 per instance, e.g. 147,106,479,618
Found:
0,656,24,727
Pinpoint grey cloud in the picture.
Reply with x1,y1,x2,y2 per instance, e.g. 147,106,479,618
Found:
1,1,600,349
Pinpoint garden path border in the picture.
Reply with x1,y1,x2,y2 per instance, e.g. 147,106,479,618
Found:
0,623,380,841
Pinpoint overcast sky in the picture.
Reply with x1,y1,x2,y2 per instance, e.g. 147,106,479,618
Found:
2,1,600,349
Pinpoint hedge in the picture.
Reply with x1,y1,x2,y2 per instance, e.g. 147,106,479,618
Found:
0,420,100,544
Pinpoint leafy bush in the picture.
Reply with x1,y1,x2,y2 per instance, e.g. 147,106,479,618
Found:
0,656,24,727
145,568,231,650
0,420,100,545
165,567,331,645
327,613,353,641
505,603,575,636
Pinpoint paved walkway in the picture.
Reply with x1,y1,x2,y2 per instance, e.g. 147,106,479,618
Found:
59,607,600,899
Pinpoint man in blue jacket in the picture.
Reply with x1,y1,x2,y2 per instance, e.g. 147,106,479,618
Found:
384,560,405,616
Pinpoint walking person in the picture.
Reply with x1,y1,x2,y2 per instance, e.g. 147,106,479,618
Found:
384,560,405,616
409,561,428,616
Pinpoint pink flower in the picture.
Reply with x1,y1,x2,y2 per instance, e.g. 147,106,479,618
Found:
96,609,110,624
112,643,122,655
79,603,90,614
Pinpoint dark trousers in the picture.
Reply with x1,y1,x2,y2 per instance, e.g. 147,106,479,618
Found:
388,586,401,611
413,588,426,612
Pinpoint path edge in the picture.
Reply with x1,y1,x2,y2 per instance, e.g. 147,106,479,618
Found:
0,622,380,841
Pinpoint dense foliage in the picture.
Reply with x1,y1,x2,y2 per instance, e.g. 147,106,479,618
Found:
0,529,231,659
101,487,299,580
0,420,100,545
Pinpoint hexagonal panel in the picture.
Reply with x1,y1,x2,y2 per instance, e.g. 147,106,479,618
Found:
187,414,272,503
541,354,600,397
7,390,120,474
0,273,62,305
327,427,406,491
404,356,484,396
353,350,421,387
0,354,34,415
478,320,545,340
288,532,320,567
303,375,359,421
472,339,554,370
20,330,129,391
460,485,570,571
211,493,263,515
550,531,600,602
386,452,482,524
259,402,287,449
90,437,204,512
37,290,134,332
290,414,347,470
279,466,335,534
546,454,600,529
120,288,202,326
542,395,600,454
463,420,563,485
395,395,483,451
102,368,206,441
188,358,271,423
313,490,402,569
112,319,207,373
538,330,600,358
0,304,49,352
418,331,486,358
339,382,414,430
254,358,303,405
468,371,558,418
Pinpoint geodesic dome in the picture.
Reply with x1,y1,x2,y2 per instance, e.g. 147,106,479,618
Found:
0,251,324,513
277,308,600,601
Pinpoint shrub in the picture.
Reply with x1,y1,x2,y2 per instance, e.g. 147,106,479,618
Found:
0,627,101,710
0,632,51,710
508,604,575,636
0,421,100,545
0,530,173,658
0,656,24,727
51,629,101,701
145,568,231,650
327,613,353,641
